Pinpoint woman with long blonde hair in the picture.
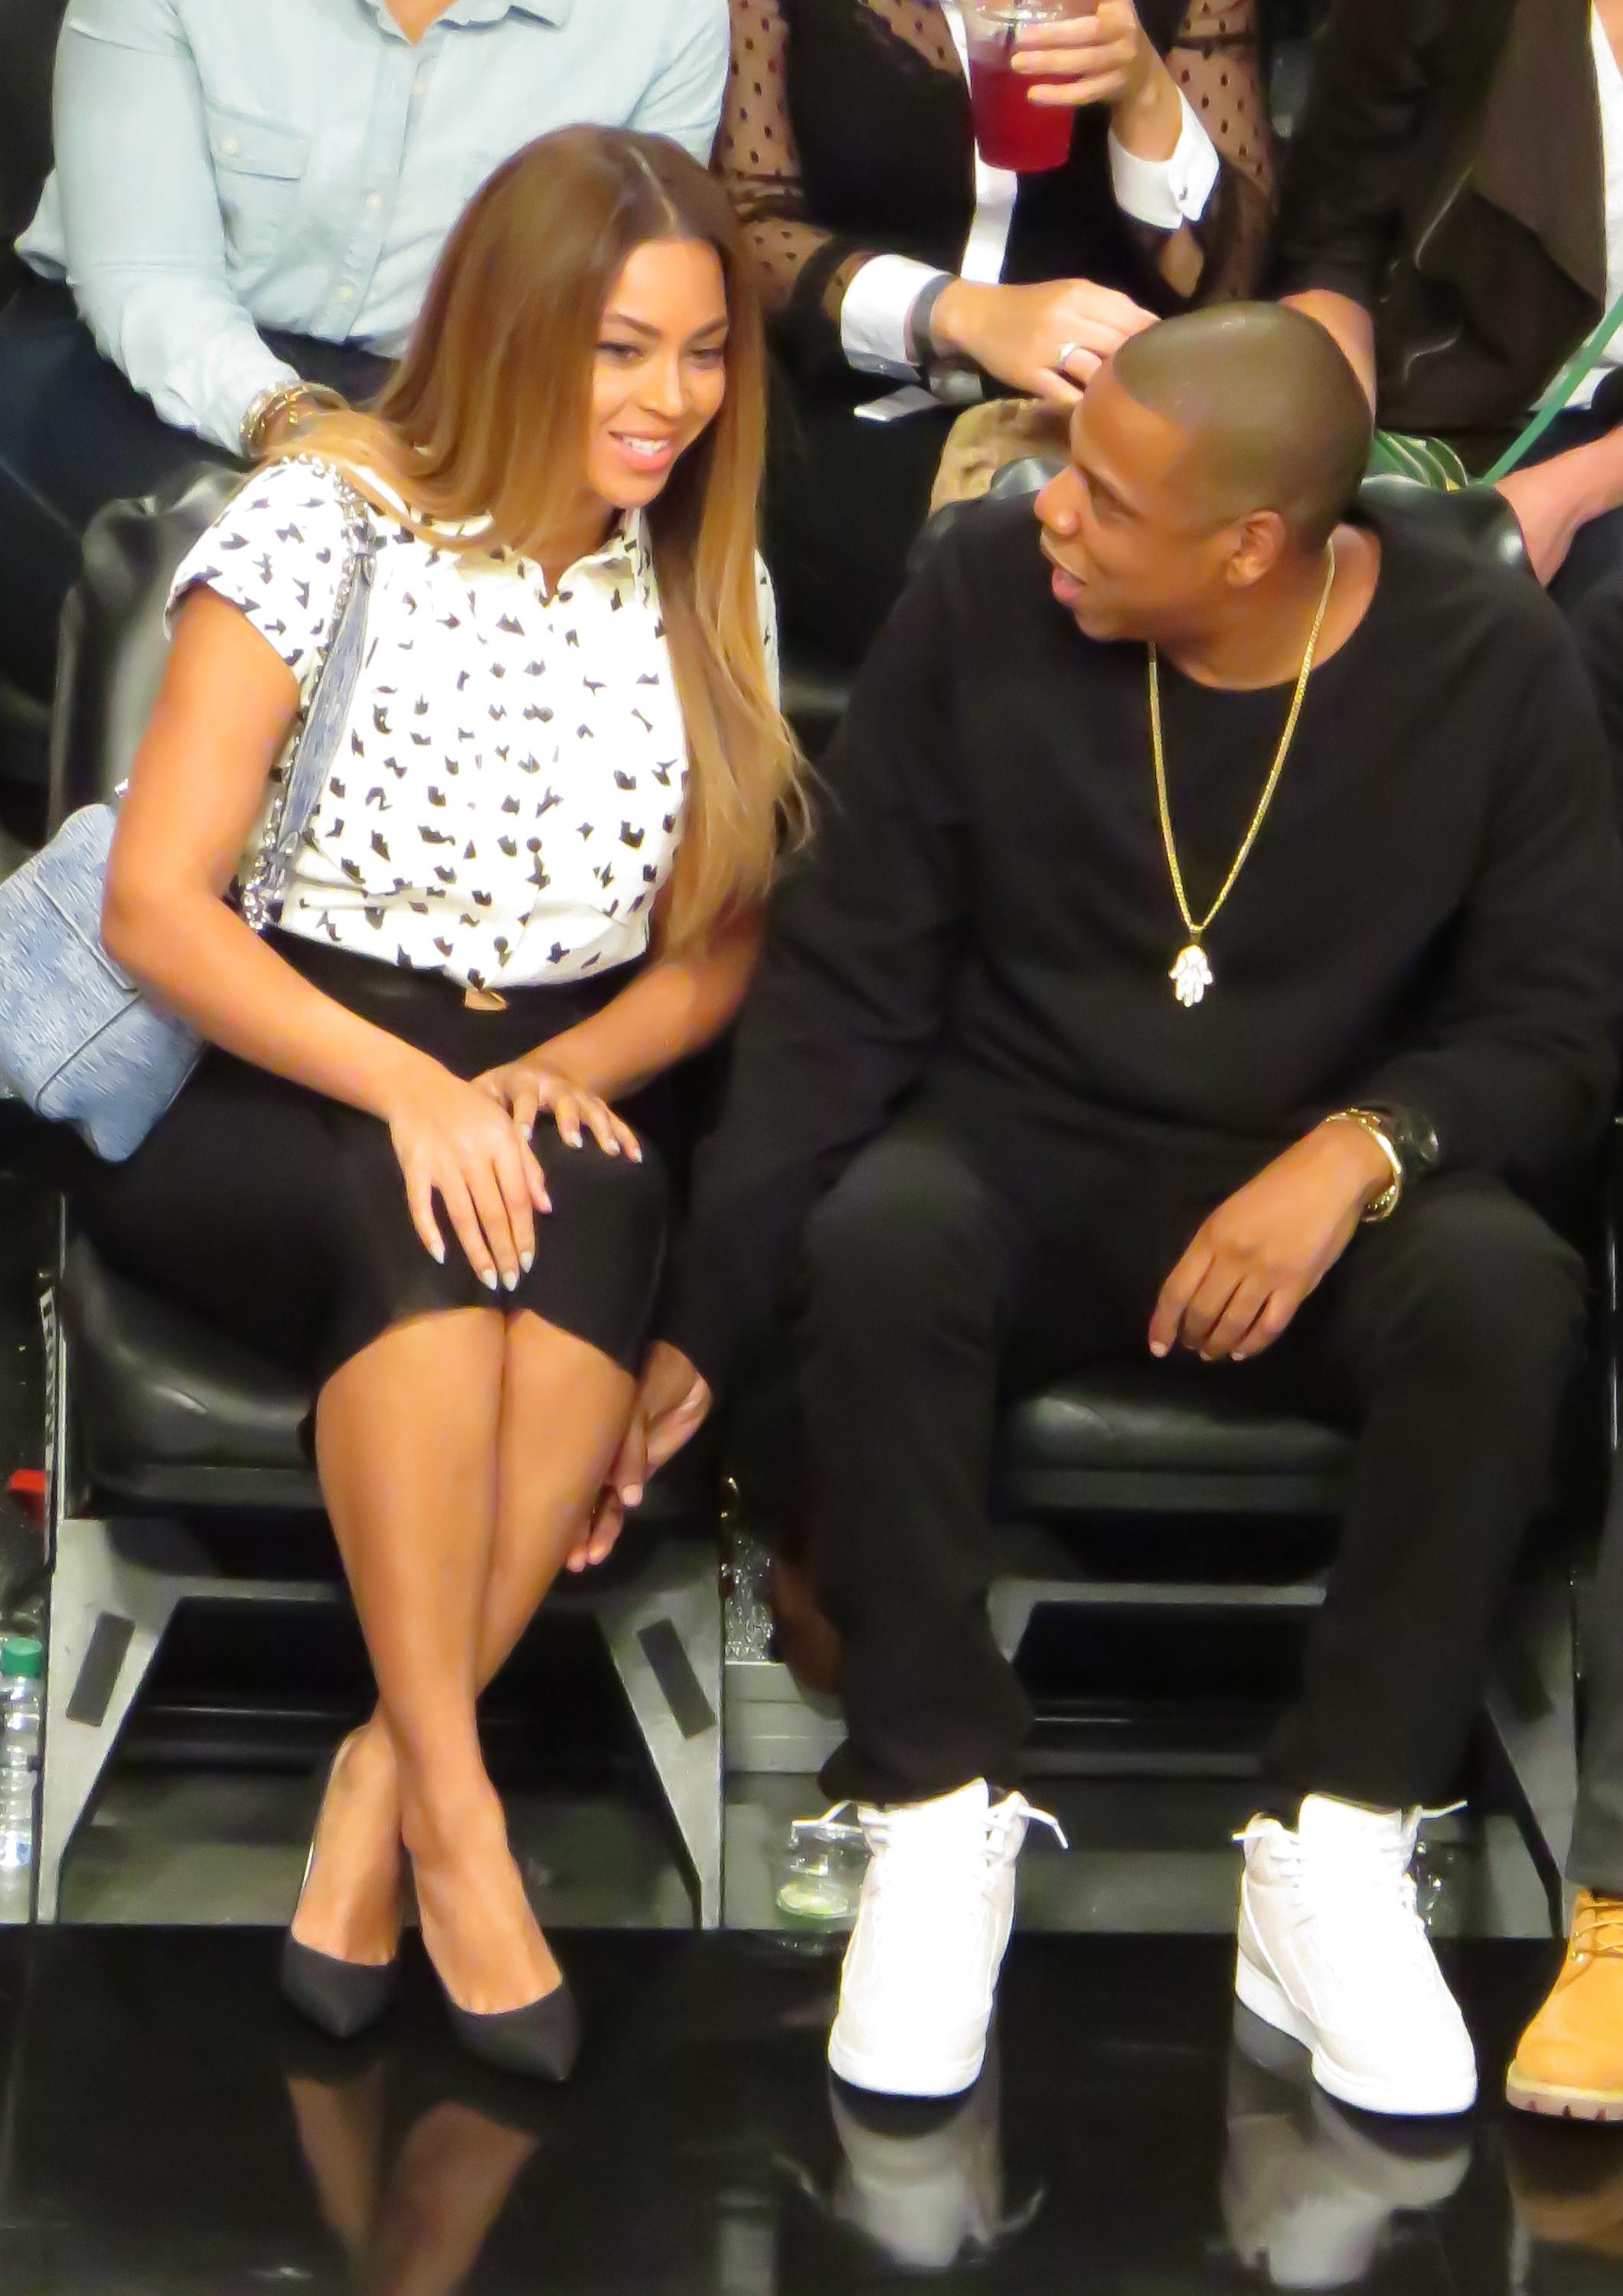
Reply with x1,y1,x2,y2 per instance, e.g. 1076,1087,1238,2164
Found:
72,125,802,2079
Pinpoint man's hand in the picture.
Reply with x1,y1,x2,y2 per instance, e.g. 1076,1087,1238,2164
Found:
1496,456,1594,586
1148,1121,1396,1365
566,1342,714,1572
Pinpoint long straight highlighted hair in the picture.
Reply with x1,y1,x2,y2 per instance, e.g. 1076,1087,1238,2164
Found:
270,125,805,948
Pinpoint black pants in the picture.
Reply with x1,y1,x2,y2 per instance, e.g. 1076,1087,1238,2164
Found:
0,276,390,709
795,1110,1587,1811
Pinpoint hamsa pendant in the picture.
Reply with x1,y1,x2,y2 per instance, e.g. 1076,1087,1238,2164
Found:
1170,942,1213,1008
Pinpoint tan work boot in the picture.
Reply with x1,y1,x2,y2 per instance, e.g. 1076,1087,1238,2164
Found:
1507,1892,1623,2120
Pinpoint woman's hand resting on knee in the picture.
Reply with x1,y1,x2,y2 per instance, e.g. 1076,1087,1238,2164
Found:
386,1062,552,1293
475,1061,642,1161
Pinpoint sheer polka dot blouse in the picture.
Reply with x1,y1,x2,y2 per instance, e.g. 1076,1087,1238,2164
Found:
717,0,1274,368
168,460,778,995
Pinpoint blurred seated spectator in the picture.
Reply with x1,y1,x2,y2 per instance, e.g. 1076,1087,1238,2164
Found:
718,0,1273,664
1276,0,1623,807
0,0,729,717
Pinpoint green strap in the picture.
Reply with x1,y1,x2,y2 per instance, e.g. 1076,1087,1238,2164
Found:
1482,282,1623,482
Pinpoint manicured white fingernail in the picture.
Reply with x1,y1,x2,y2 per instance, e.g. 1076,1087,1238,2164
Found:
631,1146,643,1163
481,1270,499,1292
504,1270,518,1293
521,1250,534,1274
607,1140,621,1156
1149,1341,1168,1358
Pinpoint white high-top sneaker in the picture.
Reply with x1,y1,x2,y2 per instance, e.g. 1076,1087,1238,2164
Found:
827,1779,1065,2099
1235,1795,1478,2119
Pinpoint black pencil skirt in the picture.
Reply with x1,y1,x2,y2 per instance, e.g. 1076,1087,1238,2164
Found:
67,933,670,1394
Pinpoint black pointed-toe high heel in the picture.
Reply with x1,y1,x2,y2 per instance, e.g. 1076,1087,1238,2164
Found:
279,1749,402,2042
442,1980,583,2083
281,1926,402,2041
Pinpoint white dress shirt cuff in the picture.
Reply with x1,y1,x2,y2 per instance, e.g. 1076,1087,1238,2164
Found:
1108,91,1220,233
839,253,953,377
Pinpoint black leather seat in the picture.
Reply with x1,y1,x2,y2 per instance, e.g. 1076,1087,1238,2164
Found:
59,1235,317,1512
1004,1368,1349,1514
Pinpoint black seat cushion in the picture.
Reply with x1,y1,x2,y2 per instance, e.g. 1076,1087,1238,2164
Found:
1004,1366,1351,1502
60,1235,318,1508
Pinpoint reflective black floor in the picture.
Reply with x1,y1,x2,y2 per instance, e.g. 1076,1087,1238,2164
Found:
2,1928,1621,2293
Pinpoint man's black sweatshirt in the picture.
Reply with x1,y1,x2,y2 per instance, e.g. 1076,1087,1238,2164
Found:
662,496,1623,1390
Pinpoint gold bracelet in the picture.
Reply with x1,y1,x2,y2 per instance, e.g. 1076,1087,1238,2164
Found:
239,380,346,461
1327,1107,1404,1223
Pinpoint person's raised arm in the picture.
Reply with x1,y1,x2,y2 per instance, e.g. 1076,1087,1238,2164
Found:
1013,0,1275,302
632,0,733,161
49,0,299,452
1274,0,1436,407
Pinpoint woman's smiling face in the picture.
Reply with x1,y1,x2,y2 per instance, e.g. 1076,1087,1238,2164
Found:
586,236,730,510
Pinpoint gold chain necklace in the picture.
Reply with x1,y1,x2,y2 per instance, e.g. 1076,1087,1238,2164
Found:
1149,543,1337,1008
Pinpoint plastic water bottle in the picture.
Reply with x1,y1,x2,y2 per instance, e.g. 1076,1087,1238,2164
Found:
0,1636,44,1873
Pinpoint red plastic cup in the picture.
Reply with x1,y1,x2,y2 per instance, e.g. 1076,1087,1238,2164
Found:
962,0,1095,174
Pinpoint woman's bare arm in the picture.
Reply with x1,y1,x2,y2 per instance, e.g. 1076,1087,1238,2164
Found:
104,587,439,1120
523,904,765,1103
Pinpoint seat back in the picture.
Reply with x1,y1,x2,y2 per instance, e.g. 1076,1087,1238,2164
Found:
0,0,67,307
49,463,239,830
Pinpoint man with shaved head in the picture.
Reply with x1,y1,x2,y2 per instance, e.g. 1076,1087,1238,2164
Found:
628,305,1623,2112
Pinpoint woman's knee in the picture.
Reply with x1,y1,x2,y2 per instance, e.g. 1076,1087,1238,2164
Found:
538,1130,671,1262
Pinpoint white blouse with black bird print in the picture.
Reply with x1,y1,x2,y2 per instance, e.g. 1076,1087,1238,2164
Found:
167,458,778,994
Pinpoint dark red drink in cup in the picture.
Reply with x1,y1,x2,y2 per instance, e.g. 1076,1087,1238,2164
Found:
962,0,1092,174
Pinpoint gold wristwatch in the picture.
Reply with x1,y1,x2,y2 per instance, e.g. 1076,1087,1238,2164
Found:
1327,1107,1405,1222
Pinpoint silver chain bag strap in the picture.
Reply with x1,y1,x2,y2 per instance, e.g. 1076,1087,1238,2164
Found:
0,458,376,1160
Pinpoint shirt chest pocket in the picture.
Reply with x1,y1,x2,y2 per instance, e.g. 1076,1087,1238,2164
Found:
206,104,309,276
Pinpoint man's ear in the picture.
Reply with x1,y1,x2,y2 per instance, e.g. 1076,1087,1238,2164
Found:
1222,509,1289,592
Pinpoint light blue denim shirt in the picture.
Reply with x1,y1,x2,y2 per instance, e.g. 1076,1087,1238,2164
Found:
18,0,730,455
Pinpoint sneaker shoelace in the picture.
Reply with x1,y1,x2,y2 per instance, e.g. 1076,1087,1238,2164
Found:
1236,1813,1439,1981
856,1793,1068,1861
854,1794,1067,1958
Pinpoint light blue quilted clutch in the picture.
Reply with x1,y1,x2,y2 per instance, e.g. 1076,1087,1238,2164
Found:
0,461,374,1161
